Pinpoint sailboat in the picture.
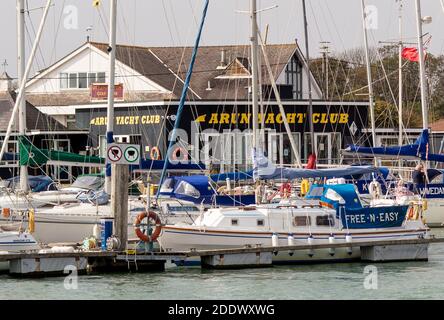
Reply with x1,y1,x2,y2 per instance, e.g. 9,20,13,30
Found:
155,0,430,264
342,0,444,227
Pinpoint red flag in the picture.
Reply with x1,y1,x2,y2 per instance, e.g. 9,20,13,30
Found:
401,47,420,62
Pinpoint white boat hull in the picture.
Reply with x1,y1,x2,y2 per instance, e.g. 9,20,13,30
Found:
159,226,428,263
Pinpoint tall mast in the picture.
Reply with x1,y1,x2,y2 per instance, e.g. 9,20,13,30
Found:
302,0,315,157
17,0,28,191
105,0,117,194
398,0,403,146
250,0,260,152
414,0,428,130
0,0,52,167
360,0,377,148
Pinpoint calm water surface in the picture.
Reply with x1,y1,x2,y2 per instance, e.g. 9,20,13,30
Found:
1,230,444,300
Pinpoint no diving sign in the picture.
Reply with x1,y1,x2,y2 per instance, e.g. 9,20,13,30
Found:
107,143,141,165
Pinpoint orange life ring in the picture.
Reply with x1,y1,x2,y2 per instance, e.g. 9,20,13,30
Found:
150,146,161,160
279,183,291,198
171,147,189,161
134,211,162,242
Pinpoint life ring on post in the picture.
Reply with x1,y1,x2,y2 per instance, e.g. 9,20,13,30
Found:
150,146,161,160
134,211,162,242
171,147,189,162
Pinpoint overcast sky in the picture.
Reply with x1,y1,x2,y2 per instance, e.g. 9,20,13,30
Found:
0,0,443,78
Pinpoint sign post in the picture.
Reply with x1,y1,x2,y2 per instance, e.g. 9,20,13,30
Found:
106,143,141,251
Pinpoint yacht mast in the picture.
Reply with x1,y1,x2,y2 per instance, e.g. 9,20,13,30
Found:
17,0,28,191
0,0,52,170
105,0,117,194
250,0,260,152
398,0,403,146
302,0,315,158
414,0,428,130
360,0,377,148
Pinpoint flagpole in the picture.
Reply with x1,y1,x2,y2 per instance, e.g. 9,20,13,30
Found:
415,0,428,131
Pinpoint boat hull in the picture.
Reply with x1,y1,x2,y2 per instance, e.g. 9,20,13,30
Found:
158,226,428,263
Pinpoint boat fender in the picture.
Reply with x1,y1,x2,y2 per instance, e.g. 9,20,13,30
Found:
28,209,35,234
287,233,295,256
134,211,162,242
422,200,428,212
307,235,314,257
345,234,353,255
271,233,279,255
328,235,335,256
2,208,10,218
300,179,310,196
93,224,101,239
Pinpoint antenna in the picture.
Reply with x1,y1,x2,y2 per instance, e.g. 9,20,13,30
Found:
86,26,93,42
1,59,7,73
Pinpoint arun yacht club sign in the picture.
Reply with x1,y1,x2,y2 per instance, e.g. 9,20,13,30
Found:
194,112,349,125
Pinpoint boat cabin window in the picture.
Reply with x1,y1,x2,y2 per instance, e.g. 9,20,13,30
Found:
160,178,175,193
175,181,201,198
293,216,311,226
316,214,335,227
257,219,265,226
231,219,239,226
167,205,199,212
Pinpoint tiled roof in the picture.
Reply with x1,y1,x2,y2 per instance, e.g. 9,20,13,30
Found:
0,91,65,132
90,42,297,100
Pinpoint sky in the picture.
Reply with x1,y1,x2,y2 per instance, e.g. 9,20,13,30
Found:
0,0,443,78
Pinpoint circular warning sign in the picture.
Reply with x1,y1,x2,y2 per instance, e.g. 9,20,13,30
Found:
124,146,140,163
107,145,123,162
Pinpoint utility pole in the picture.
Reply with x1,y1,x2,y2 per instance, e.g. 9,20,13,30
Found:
17,0,28,192
105,0,117,194
360,0,377,149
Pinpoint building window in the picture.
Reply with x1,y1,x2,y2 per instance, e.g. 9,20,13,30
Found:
69,73,78,88
97,72,106,83
285,56,303,99
60,72,106,90
88,73,97,87
60,73,68,89
78,73,87,88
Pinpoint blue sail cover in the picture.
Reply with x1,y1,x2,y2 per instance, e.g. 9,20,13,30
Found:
130,159,205,171
344,129,428,159
159,175,255,206
344,129,444,162
210,170,254,182
253,148,379,180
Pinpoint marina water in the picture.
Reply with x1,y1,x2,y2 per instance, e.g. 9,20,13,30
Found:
2,229,444,300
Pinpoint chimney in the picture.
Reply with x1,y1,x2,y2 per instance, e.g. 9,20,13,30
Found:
217,49,227,69
0,72,13,92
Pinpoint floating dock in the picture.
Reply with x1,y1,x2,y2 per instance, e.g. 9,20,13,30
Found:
0,237,442,277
